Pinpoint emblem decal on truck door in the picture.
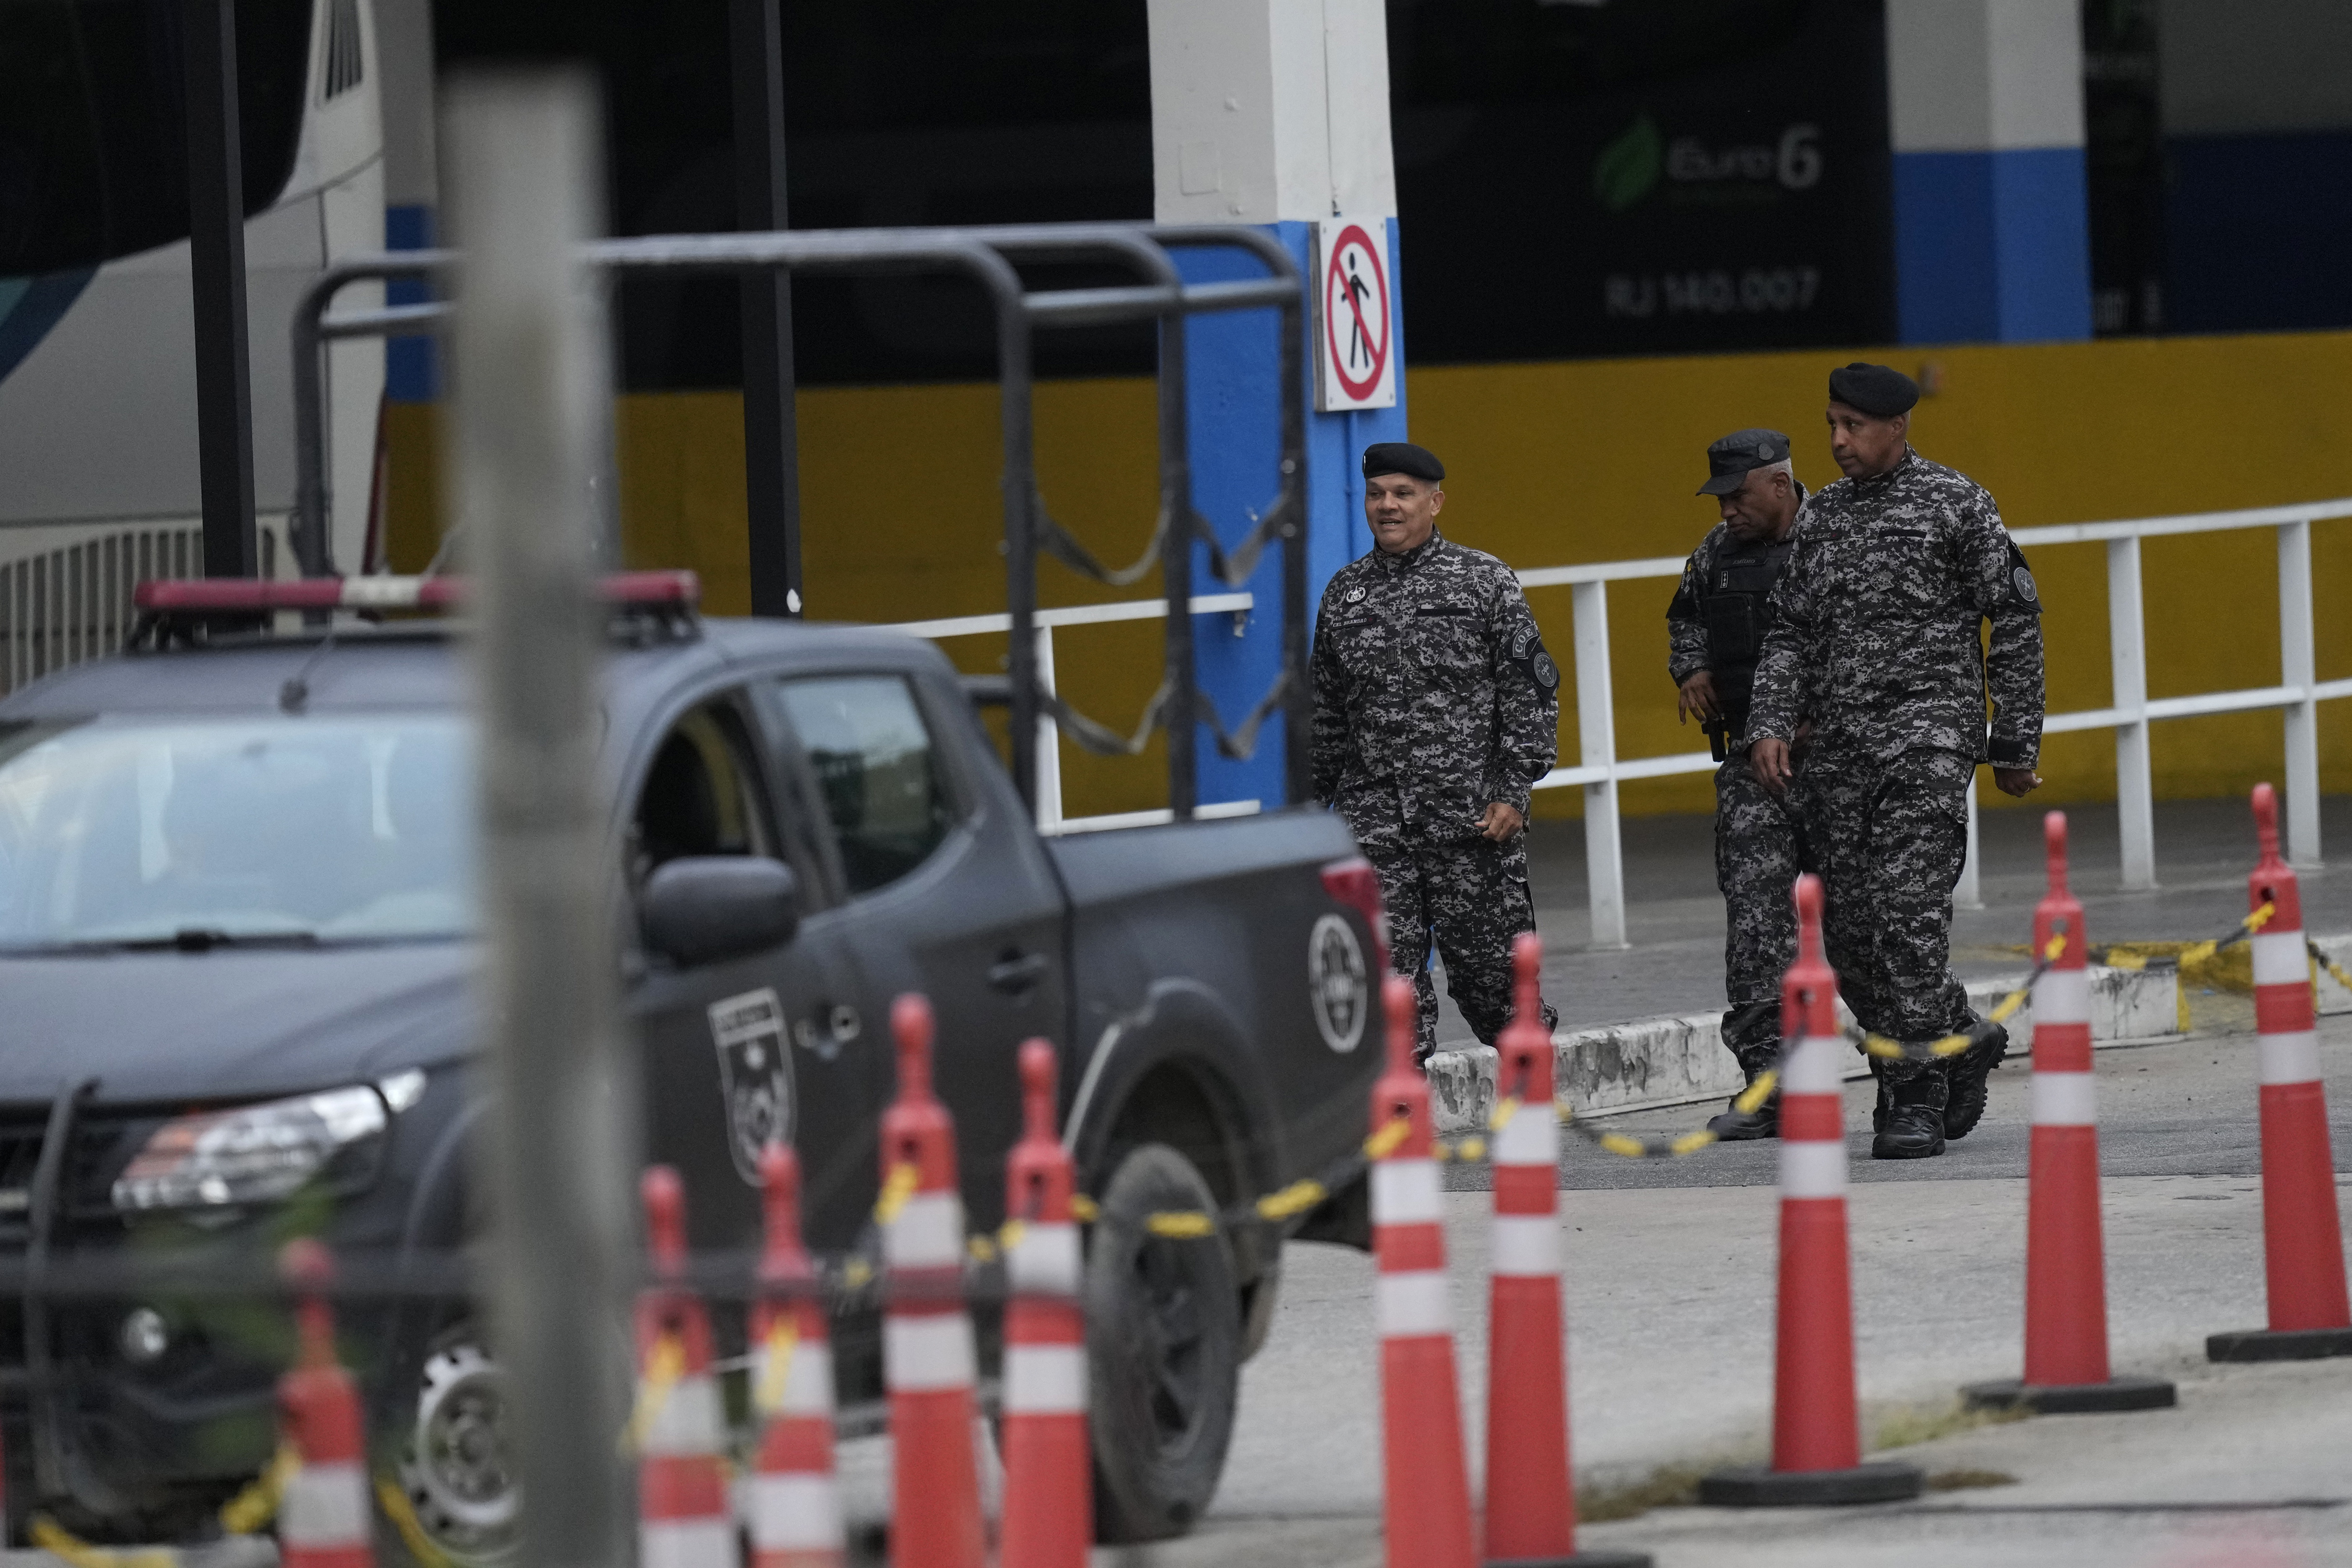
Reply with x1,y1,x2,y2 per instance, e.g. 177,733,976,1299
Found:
709,988,795,1183
1308,913,1369,1053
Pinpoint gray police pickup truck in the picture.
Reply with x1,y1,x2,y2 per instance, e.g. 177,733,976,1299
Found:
0,577,1384,1556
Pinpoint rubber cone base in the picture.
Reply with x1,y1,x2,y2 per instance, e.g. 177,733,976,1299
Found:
2207,1325,2352,1362
1482,1552,1655,1567
1697,1460,1922,1508
1961,1375,2176,1414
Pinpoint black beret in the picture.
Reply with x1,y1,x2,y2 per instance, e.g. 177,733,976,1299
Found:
1362,441,1444,482
1697,428,1792,496
1827,362,1919,418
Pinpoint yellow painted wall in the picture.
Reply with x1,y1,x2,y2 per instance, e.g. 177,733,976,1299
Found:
382,328,2352,821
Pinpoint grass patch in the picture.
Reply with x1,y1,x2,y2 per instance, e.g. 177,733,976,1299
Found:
1870,1398,2029,1452
1576,1463,1707,1523
1926,1468,2017,1492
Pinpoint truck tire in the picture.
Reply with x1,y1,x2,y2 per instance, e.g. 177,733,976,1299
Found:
1084,1142,1241,1543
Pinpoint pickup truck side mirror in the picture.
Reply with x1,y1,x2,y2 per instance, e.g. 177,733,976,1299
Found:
640,856,800,968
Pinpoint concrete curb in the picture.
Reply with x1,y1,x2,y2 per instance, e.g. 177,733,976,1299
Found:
1426,959,2185,1138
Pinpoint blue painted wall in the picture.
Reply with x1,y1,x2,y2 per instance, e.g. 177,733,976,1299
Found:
1893,147,2093,343
385,203,439,401
1183,218,1408,809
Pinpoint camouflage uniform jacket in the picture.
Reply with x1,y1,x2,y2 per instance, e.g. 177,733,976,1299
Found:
1748,449,2044,767
1664,483,1806,750
1310,530,1560,849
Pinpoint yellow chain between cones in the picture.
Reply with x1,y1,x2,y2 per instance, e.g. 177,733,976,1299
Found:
28,1443,301,1567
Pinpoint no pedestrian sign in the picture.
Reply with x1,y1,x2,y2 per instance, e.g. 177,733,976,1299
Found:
1315,218,1396,413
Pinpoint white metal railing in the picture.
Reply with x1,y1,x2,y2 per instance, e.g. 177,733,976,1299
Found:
887,593,1260,834
1519,496,2352,949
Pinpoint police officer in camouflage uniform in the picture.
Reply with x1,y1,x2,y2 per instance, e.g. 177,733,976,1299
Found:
1311,442,1562,1065
1749,364,2045,1160
1666,429,1809,1139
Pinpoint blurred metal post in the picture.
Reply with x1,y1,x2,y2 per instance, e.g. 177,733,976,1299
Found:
444,73,635,1568
730,0,803,616
181,0,260,578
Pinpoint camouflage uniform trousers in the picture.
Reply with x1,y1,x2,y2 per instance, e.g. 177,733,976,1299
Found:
1715,755,1806,1078
1802,744,1976,1084
1362,832,1560,1059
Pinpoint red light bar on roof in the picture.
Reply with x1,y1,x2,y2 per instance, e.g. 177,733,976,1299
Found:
133,570,700,615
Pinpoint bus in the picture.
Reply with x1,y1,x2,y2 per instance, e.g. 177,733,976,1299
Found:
0,0,386,691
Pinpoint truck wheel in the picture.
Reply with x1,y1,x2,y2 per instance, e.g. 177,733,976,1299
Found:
389,1331,518,1568
1084,1142,1241,1543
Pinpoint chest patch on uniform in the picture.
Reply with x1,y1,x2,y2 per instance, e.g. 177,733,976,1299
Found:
1344,586,1366,604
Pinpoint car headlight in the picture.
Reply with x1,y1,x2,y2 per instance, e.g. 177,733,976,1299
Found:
111,1086,388,1212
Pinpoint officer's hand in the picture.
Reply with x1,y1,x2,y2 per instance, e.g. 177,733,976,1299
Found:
1676,671,1720,725
1750,737,1792,795
1478,802,1525,842
1993,766,2041,798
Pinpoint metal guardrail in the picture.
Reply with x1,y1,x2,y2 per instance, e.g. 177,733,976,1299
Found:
886,592,1260,833
1519,496,2352,949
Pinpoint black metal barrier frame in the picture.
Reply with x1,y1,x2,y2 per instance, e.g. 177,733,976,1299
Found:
288,224,1311,817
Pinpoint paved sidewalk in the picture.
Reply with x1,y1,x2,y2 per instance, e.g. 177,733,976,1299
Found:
1432,792,2352,1045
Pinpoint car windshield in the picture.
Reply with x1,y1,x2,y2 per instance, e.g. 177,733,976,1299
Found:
0,714,475,951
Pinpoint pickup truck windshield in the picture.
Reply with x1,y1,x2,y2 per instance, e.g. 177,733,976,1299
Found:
0,715,475,951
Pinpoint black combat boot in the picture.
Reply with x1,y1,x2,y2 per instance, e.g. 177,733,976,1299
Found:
1870,1060,1892,1134
1705,1075,1779,1140
1944,1021,2009,1140
1872,1072,1947,1160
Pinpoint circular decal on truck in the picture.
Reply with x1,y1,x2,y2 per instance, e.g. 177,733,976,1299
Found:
1308,913,1370,1053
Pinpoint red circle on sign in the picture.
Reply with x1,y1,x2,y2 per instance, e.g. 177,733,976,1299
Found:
1323,223,1390,402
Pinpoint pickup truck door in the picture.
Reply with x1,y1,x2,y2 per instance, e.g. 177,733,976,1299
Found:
622,689,886,1259
754,668,1068,1230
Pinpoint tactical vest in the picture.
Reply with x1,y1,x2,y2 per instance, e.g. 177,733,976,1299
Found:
1698,536,1793,730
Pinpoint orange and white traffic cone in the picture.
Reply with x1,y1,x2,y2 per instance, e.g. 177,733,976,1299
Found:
1700,875,1922,1507
634,1167,740,1568
748,1144,844,1568
276,1238,375,1568
1372,975,1476,1568
880,993,987,1568
996,1039,1090,1568
1965,812,2175,1413
2209,783,2352,1362
1481,937,1649,1568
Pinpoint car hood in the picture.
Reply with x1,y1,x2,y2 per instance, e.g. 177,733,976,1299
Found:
0,943,475,1105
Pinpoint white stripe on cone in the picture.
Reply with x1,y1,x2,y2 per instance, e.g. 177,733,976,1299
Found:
2034,967,2091,1024
2032,1072,2097,1126
642,1374,728,1455
2260,1029,2322,1086
1372,1159,1442,1223
1778,1140,1847,1199
641,1518,738,1568
1488,1215,1559,1277
1376,1270,1452,1337
748,1474,844,1553
2253,931,2309,987
883,1193,964,1268
1003,1344,1087,1414
279,1463,370,1546
884,1313,977,1391
762,1341,836,1419
1007,1222,1081,1295
1781,1034,1845,1094
1493,1107,1558,1165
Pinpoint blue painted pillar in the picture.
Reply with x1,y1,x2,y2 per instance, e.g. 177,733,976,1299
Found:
1887,0,2092,343
1148,0,1409,809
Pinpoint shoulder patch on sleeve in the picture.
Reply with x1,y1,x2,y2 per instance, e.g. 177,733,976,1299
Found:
1509,626,1559,692
2004,539,2040,608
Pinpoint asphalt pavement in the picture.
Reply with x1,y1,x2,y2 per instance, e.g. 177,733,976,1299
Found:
1144,1008,2352,1566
